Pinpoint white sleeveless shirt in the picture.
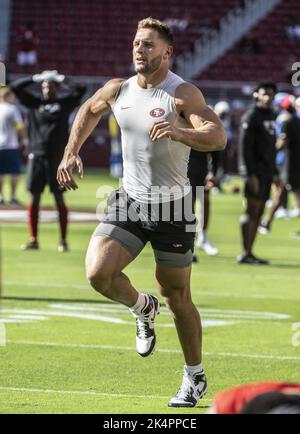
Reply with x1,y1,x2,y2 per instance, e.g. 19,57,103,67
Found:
112,71,191,203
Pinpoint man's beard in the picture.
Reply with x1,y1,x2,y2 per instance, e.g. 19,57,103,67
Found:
134,55,163,74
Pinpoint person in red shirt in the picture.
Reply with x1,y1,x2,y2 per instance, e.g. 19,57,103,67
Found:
17,23,38,66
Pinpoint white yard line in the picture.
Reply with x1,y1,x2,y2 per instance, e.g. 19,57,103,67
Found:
4,281,88,290
7,340,300,361
0,386,211,402
49,303,290,320
133,268,300,282
0,305,290,327
4,280,300,301
0,386,172,400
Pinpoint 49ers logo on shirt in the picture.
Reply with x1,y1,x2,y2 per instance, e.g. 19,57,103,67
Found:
150,108,165,118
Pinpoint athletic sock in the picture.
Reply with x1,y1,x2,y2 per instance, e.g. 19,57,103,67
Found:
58,204,68,241
29,204,39,239
185,363,204,375
129,293,148,316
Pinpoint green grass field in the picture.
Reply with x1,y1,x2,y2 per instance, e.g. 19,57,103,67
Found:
1,169,300,414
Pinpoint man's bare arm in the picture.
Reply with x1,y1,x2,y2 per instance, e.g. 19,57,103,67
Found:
150,83,227,151
276,137,286,150
17,124,29,158
57,78,124,190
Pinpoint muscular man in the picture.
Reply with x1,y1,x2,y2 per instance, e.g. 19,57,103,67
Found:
57,18,226,407
11,71,86,252
239,81,279,265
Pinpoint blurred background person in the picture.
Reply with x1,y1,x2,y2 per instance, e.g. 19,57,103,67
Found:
0,86,28,205
280,96,300,218
16,22,38,68
238,81,279,265
259,94,295,234
188,150,220,262
214,101,233,191
11,70,86,251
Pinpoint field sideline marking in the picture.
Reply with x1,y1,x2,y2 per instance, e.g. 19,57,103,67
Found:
3,280,300,301
136,268,300,282
7,340,300,361
0,306,290,327
0,386,211,402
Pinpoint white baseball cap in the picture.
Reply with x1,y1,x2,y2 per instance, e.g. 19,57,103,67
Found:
33,70,65,83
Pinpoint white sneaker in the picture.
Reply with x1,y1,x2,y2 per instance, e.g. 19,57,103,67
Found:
195,233,204,249
288,208,300,219
275,207,290,220
200,241,219,256
130,295,160,358
258,223,270,235
168,367,208,408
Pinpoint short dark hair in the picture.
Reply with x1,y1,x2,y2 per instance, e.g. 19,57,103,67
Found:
137,17,174,45
254,81,278,94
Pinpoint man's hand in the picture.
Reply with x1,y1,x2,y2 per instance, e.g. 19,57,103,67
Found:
149,121,182,142
248,174,260,195
57,152,83,190
273,175,283,188
205,173,216,191
20,139,29,159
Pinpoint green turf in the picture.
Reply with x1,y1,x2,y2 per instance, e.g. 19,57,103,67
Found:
1,170,300,414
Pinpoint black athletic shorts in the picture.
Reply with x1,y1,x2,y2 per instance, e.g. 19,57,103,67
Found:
26,153,64,194
187,154,208,188
0,149,21,175
244,177,272,202
93,188,197,268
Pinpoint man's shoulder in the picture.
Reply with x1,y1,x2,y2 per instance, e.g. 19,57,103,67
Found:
96,78,126,106
243,105,257,118
175,80,197,96
0,102,17,115
287,115,300,126
283,115,300,136
104,78,126,94
241,106,262,126
174,80,204,110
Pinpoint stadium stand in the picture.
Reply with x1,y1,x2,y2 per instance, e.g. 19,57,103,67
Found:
5,0,295,168
8,0,240,77
196,0,300,83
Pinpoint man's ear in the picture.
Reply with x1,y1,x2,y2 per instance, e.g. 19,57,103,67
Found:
165,46,173,58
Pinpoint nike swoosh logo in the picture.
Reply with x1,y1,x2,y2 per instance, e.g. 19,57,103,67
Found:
121,106,132,110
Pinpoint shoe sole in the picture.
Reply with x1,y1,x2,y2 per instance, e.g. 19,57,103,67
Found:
58,247,68,253
21,245,39,251
203,251,219,256
137,296,160,358
238,261,269,265
168,384,208,408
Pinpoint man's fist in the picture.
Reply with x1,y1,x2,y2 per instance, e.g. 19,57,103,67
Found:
57,152,83,191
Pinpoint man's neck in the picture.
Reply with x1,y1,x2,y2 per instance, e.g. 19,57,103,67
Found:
137,67,169,89
256,103,272,110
